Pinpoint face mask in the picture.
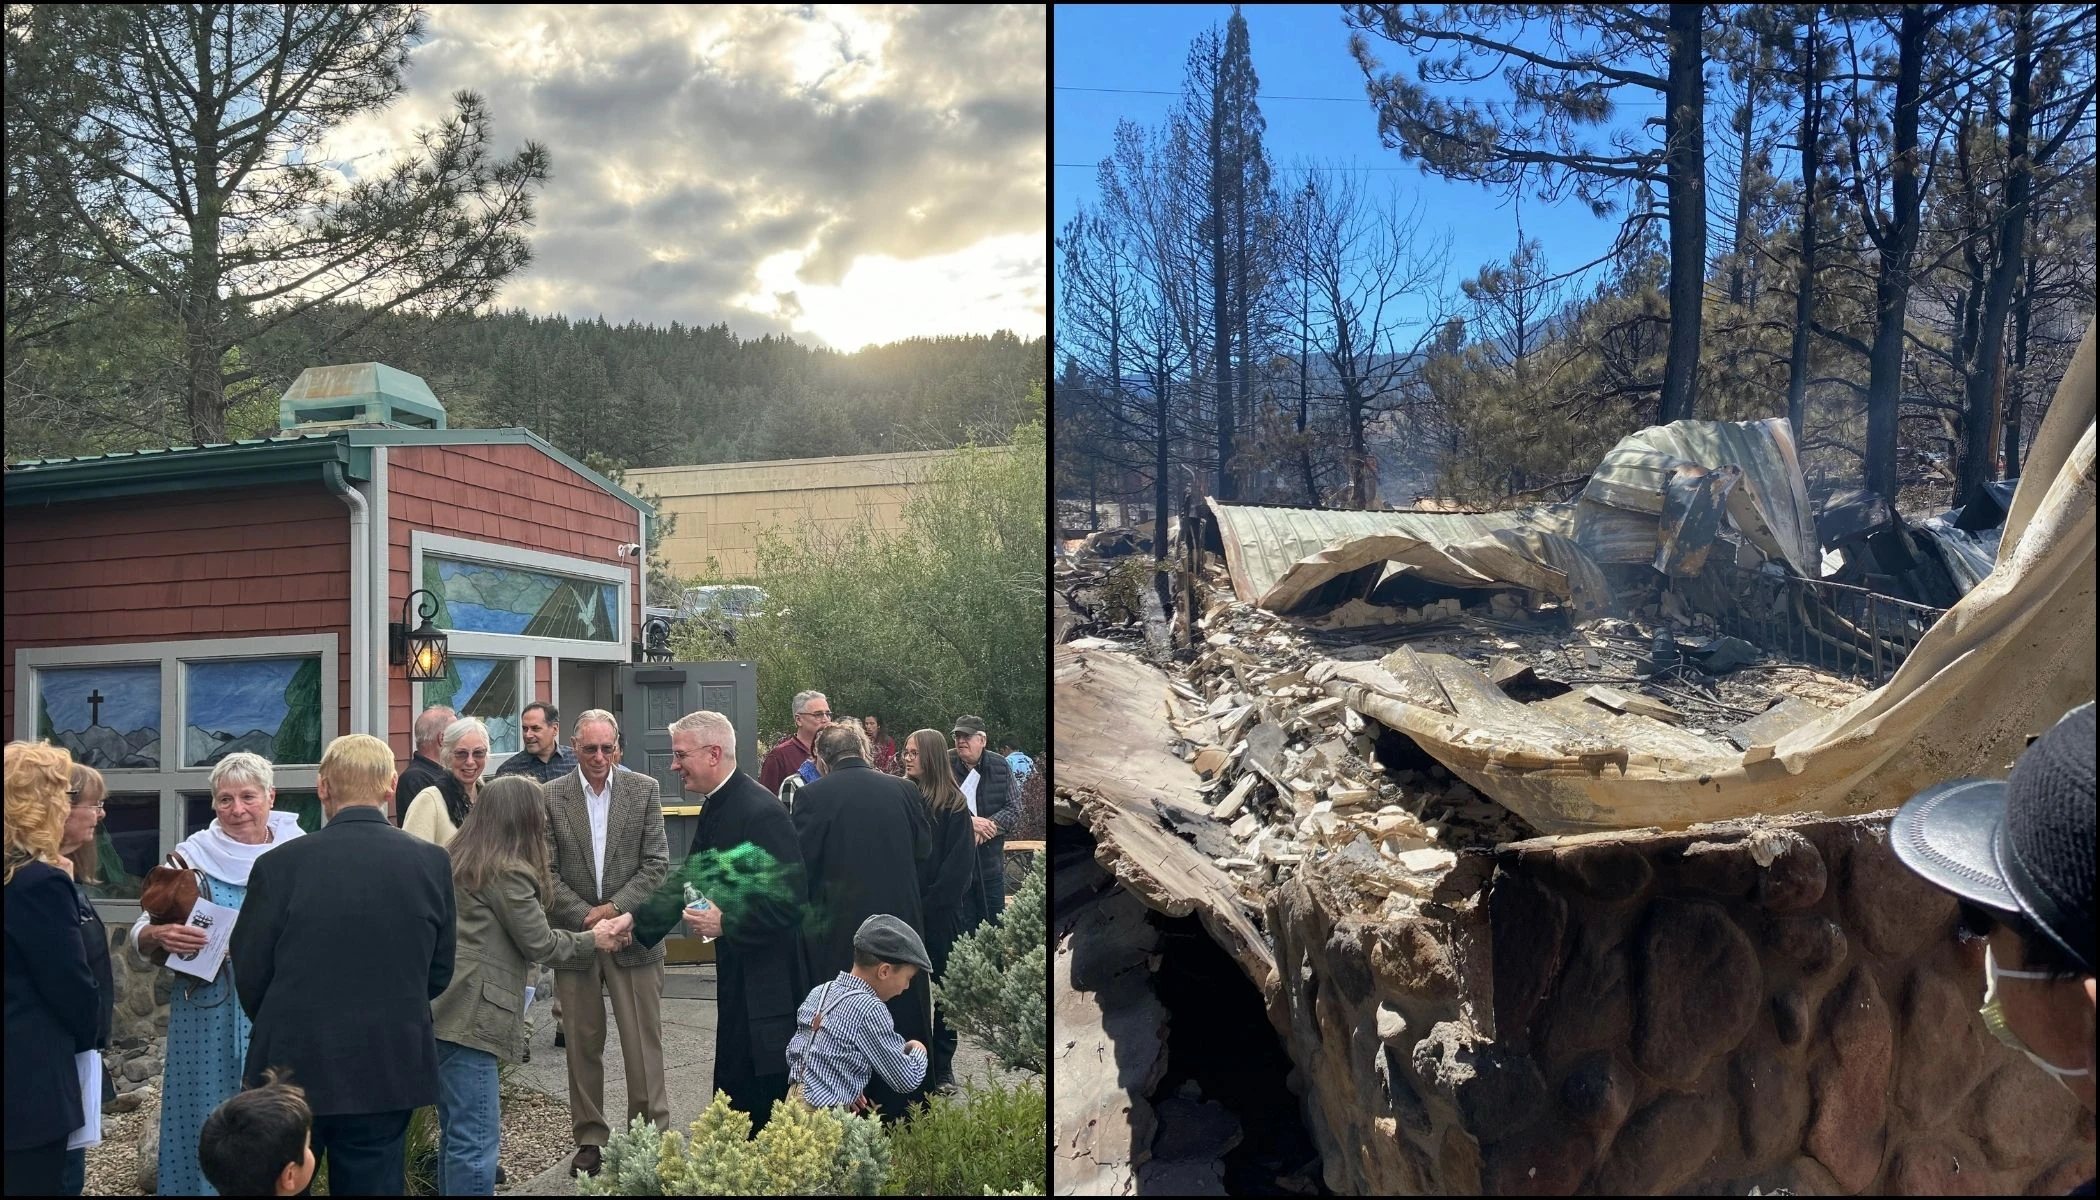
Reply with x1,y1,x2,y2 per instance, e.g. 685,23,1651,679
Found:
1980,944,2090,1090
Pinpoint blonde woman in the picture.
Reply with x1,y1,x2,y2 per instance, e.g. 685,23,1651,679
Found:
429,776,631,1193
126,751,304,1196
56,764,116,1195
403,717,489,846
4,741,99,1194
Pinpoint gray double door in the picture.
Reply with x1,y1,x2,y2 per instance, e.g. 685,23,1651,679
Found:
616,660,759,801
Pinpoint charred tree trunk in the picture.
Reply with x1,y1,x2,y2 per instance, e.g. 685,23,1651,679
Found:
1211,83,1236,501
1784,18,1822,444
1955,8,2032,508
1729,65,1760,308
1659,3,1708,424
1864,5,1930,506
1154,370,1172,566
2005,251,2035,479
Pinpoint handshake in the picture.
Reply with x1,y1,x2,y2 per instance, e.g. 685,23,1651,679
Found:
583,905,635,951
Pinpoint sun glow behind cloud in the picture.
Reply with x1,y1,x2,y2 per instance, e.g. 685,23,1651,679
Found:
305,5,1042,348
737,232,1045,350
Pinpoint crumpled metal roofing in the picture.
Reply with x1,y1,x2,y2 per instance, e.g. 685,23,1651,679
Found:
1210,418,1819,618
1575,416,1818,578
1206,500,1577,607
1311,319,2097,834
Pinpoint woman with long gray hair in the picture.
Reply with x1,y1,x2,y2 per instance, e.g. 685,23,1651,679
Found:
429,776,631,1193
125,751,304,1196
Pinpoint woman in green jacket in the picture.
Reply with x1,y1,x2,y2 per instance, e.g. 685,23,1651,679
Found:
429,776,632,1194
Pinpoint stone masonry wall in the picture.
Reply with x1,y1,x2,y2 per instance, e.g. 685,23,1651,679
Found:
1269,810,2096,1195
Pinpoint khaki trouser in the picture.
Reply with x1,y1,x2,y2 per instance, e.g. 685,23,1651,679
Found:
554,953,670,1146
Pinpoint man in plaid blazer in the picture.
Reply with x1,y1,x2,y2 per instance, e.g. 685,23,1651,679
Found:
543,709,670,1178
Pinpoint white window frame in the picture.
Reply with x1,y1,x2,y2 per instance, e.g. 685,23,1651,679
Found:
409,532,631,727
15,635,339,920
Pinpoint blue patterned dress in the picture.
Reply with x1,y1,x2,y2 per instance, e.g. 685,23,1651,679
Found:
153,873,253,1198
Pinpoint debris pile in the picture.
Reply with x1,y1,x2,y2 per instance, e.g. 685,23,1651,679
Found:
1075,569,1873,914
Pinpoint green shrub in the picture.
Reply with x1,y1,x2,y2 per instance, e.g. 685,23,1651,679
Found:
935,854,1046,1074
578,1092,892,1196
882,1076,1046,1197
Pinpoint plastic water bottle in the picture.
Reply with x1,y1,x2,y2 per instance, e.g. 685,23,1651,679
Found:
682,882,716,943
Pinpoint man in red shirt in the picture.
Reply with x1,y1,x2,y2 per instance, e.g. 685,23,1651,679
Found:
758,690,830,794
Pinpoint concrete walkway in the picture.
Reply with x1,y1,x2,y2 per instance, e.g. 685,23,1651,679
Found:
500,962,1028,1195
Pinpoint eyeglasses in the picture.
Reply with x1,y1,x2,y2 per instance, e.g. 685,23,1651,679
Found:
799,709,832,721
451,748,489,760
212,794,267,810
577,743,617,756
73,799,106,812
671,746,721,764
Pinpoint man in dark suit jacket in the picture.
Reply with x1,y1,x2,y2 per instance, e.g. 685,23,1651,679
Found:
232,734,455,1197
628,708,811,1132
791,722,933,1118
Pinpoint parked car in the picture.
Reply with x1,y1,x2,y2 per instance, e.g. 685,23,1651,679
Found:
673,584,769,644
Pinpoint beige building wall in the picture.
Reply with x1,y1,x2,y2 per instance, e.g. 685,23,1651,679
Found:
627,446,1009,583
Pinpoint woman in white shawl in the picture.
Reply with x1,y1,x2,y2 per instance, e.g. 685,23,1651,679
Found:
127,751,304,1196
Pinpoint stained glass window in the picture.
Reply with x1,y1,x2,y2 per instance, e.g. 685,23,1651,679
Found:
37,664,161,769
425,555,620,642
423,655,522,754
182,657,324,767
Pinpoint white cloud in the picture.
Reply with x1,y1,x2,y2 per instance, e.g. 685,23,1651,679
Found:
314,4,1044,347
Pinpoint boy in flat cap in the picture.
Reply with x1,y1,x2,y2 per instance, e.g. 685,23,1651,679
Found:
783,915,930,1122
1891,700,2095,1182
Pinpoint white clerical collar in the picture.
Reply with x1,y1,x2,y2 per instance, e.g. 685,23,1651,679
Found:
704,771,734,800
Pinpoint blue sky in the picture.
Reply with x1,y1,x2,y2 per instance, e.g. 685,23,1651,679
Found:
1054,4,1682,323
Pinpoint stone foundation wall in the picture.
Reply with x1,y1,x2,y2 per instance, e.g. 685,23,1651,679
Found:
1270,811,2096,1195
107,919,174,1045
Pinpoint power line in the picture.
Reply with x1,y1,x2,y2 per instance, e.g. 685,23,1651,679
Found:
1056,85,1361,103
1056,161,1421,172
1055,84,1670,107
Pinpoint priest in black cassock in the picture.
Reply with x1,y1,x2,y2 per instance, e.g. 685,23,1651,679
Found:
791,721,934,1118
631,709,810,1132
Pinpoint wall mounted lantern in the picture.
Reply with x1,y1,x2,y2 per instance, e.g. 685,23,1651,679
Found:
390,588,450,681
638,614,674,663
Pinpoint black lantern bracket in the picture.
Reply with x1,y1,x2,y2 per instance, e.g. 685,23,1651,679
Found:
638,614,674,663
390,588,450,681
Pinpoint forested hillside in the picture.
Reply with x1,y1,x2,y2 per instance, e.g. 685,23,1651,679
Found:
6,298,1045,468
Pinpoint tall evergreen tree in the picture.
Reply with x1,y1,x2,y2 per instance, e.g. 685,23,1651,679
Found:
1344,3,1711,424
8,4,550,443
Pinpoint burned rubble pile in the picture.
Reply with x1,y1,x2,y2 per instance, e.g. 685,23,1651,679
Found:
1063,556,1870,915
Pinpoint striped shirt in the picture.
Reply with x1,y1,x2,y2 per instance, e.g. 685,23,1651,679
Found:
784,973,927,1107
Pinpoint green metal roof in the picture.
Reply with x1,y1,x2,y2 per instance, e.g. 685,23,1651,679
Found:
5,427,650,516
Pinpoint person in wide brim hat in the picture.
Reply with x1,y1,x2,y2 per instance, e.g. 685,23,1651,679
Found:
1890,701,2095,1137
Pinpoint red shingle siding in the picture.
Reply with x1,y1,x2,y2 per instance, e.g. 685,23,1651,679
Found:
4,484,353,743
383,443,641,765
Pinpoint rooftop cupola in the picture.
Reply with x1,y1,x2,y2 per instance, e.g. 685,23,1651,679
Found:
278,362,446,431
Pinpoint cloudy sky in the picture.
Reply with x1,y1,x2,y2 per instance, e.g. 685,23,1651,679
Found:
324,5,1044,351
